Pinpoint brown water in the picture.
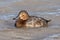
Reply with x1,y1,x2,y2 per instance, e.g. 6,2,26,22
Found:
0,0,60,40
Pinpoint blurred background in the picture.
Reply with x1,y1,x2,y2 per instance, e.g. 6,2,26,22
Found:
0,0,60,14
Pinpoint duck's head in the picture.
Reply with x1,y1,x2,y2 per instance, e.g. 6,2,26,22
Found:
19,10,29,20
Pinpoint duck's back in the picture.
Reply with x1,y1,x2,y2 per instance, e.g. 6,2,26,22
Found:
25,16,47,28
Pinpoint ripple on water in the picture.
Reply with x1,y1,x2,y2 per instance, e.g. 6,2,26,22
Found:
0,0,23,7
43,34,60,40
34,12,60,16
0,14,17,30
0,14,16,20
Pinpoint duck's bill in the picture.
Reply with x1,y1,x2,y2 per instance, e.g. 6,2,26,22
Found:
13,18,16,20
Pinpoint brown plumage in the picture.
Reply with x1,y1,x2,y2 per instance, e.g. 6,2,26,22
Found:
14,18,27,28
13,10,51,28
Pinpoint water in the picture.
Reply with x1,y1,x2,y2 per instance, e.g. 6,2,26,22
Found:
43,34,60,40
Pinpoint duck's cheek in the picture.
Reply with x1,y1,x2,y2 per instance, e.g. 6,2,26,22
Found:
22,16,28,20
19,16,25,20
20,17,23,19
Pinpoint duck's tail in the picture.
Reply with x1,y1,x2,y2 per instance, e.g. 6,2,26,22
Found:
46,19,51,23
40,17,51,23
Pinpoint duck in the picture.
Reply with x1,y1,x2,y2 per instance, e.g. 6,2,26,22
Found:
13,10,51,28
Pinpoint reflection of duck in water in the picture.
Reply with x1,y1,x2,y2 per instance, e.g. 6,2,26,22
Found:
13,10,51,28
